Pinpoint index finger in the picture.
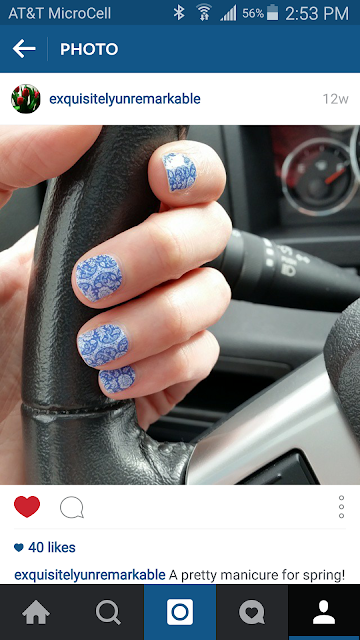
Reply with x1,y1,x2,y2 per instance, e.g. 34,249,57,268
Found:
0,125,102,208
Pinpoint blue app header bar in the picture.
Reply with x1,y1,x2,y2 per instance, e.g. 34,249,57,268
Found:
1,24,360,72
1,0,359,25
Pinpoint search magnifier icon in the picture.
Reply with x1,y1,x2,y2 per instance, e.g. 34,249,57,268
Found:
96,600,121,625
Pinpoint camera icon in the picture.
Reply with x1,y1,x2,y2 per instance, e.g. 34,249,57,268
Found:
167,599,194,625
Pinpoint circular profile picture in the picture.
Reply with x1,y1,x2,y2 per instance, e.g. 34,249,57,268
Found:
11,84,40,114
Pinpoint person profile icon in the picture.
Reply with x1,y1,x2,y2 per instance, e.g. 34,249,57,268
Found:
313,600,335,624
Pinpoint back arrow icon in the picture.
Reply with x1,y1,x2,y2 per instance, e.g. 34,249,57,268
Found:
13,39,36,59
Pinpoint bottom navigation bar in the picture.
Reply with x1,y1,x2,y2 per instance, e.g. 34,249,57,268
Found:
1,585,358,638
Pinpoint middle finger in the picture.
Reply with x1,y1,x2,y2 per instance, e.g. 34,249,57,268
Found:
72,201,231,309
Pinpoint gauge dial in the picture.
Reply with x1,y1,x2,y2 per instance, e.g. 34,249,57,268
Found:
324,125,354,133
350,125,360,182
281,138,357,216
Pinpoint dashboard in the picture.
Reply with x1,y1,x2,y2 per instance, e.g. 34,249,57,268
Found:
272,125,358,218
269,125,360,268
188,125,360,270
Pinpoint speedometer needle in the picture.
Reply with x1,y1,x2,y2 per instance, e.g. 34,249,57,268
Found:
325,166,347,185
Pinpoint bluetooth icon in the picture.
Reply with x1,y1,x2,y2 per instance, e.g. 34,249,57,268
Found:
174,4,185,20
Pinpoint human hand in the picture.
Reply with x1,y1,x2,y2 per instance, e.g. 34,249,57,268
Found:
72,140,232,429
0,127,231,484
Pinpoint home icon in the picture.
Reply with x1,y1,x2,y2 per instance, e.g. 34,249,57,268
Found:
22,600,50,625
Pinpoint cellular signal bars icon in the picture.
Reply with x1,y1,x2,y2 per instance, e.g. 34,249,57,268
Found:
220,4,237,21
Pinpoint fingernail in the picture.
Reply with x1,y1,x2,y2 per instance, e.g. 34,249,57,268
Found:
76,254,122,302
162,153,197,192
78,324,128,368
99,366,136,393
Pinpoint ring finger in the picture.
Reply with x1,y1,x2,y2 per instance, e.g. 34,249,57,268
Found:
76,267,230,369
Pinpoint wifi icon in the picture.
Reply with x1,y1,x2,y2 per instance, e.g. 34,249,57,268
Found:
196,3,212,20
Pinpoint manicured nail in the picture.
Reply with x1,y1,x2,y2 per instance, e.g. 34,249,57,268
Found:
76,254,122,302
99,366,136,393
162,153,197,192
78,324,128,368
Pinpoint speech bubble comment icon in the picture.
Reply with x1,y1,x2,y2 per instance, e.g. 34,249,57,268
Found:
60,496,84,519
239,600,265,625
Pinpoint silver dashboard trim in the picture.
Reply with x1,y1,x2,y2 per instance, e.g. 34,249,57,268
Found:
186,355,360,485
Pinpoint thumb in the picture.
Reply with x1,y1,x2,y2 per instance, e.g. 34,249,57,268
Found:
0,125,102,207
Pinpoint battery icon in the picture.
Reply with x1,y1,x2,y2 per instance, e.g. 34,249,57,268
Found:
267,4,278,20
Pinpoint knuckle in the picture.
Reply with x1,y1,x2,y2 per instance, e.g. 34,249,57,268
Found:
172,332,220,384
147,218,184,279
202,331,220,373
202,267,232,309
161,289,185,339
207,202,233,246
172,344,192,382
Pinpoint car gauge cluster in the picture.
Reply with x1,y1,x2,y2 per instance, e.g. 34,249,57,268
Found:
281,138,357,216
273,126,360,217
350,125,360,183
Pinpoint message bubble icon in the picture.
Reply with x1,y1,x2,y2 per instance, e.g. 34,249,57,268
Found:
239,600,265,625
60,496,84,519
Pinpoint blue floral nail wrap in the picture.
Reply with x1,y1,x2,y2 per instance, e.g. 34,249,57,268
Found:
76,254,122,302
99,366,136,393
78,324,128,368
162,153,197,192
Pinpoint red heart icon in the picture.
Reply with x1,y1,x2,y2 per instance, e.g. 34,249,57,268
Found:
14,496,40,518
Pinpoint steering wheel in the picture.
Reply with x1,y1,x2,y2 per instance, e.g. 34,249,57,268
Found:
22,126,360,484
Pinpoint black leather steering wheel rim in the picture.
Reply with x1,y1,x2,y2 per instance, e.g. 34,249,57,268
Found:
22,125,194,484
